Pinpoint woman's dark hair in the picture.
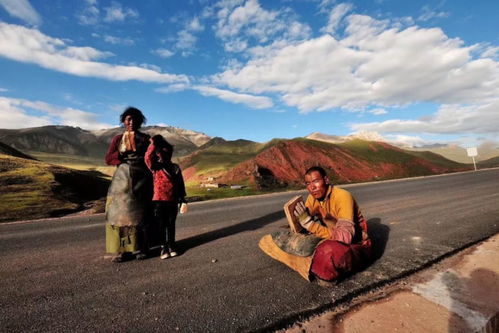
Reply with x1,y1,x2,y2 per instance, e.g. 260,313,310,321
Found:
120,107,146,128
305,166,327,178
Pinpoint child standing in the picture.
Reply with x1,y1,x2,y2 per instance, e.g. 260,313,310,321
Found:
145,135,187,259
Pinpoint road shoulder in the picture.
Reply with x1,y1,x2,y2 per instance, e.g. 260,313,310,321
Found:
284,233,499,333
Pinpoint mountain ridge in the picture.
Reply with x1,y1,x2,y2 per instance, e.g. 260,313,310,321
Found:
0,125,211,165
181,137,471,189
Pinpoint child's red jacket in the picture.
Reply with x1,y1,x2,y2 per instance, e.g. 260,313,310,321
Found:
144,144,186,202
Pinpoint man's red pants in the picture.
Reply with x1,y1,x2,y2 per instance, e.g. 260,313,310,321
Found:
310,240,372,281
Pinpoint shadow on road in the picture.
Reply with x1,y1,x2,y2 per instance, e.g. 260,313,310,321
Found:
367,218,390,261
177,210,285,253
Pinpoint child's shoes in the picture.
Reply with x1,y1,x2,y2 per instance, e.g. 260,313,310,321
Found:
160,247,171,260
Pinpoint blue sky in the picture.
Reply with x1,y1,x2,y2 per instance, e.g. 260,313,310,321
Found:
0,0,498,147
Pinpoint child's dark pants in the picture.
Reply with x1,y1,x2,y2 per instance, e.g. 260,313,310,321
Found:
153,201,178,250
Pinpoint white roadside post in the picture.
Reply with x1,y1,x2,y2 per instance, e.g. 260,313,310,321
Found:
466,147,478,171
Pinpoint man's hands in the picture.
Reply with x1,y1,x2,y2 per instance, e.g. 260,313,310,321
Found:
294,201,314,230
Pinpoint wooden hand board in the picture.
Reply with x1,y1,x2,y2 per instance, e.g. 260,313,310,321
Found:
283,195,304,233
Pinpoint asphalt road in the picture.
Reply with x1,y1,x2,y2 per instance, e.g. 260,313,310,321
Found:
1,168,498,332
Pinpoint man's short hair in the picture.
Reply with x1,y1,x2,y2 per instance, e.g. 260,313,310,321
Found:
305,166,327,178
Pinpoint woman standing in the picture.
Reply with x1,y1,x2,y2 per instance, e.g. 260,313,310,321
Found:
105,107,152,262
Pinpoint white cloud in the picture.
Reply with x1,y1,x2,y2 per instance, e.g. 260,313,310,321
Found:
0,87,8,92
351,100,499,136
187,17,204,32
211,0,311,52
136,63,162,72
384,134,428,147
369,108,388,115
171,16,205,56
109,104,127,113
0,96,112,129
77,1,138,25
318,0,336,13
0,96,51,128
215,14,499,112
321,3,353,35
77,1,100,25
481,45,499,59
176,30,197,51
155,83,190,93
102,35,135,46
154,48,174,58
418,5,450,22
155,83,273,108
194,85,273,109
0,22,188,84
0,0,41,26
103,2,138,22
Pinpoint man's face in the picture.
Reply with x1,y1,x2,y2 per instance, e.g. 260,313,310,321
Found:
305,171,329,200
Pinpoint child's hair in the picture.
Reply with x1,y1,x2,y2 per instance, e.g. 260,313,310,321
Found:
152,134,174,154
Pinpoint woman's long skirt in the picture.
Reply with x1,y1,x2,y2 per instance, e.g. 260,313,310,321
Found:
105,162,151,254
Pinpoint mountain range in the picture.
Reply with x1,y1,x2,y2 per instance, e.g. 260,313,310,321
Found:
1,125,497,166
180,137,472,189
0,125,211,165
1,125,498,222
306,132,499,163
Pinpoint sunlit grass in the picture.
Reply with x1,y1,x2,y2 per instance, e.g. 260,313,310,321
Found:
0,155,77,221
0,154,109,222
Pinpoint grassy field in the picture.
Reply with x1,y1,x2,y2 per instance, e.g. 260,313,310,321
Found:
27,151,105,166
182,139,263,177
0,154,109,222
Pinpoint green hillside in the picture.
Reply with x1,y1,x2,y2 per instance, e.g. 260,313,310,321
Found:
477,156,499,168
0,154,109,223
182,138,263,174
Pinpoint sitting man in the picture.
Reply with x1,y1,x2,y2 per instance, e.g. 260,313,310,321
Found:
259,166,372,283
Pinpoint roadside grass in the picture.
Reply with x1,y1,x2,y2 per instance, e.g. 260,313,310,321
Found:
185,184,295,201
185,186,259,201
27,151,116,177
478,156,499,168
0,155,77,222
405,150,466,168
0,154,109,223
27,151,105,165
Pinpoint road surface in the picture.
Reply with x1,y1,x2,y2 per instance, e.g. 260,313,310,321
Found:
1,168,498,332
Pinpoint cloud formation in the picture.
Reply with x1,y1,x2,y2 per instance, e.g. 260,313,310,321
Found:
418,5,450,22
351,100,499,136
103,2,138,22
0,96,112,129
195,85,273,109
321,2,353,34
154,48,174,58
0,0,41,26
216,14,499,113
209,0,311,53
0,22,188,84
